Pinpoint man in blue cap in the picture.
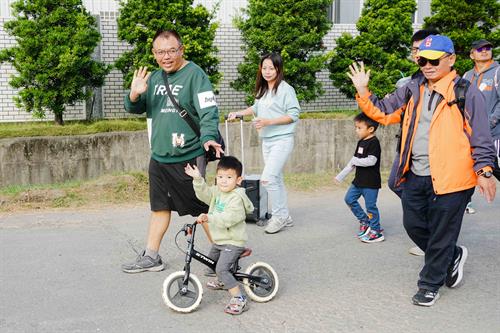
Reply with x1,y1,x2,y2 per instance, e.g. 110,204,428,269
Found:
348,35,497,306
462,39,500,213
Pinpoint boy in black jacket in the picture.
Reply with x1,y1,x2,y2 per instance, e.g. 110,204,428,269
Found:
335,113,383,243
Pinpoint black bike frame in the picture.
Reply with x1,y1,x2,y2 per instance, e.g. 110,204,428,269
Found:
181,223,271,289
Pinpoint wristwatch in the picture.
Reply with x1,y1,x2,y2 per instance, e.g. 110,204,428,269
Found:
481,171,493,178
476,168,493,178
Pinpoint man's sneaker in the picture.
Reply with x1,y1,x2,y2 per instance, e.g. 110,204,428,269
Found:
121,250,165,273
203,267,216,277
224,296,249,315
357,224,371,238
264,216,289,234
409,246,425,256
445,246,468,288
360,230,385,243
412,288,440,306
465,202,476,214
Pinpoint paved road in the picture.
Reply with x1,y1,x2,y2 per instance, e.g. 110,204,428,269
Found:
1,187,499,333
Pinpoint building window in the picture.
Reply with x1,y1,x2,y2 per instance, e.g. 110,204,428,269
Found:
415,0,431,24
333,0,363,24
330,0,431,25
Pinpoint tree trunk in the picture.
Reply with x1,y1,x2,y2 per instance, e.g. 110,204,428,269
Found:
54,112,64,126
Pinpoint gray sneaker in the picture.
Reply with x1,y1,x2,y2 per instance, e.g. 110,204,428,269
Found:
265,216,292,234
121,250,165,273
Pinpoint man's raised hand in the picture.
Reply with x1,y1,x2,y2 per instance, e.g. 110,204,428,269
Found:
347,61,370,96
130,66,151,101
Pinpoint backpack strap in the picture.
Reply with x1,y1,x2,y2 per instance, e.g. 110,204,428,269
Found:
447,77,470,120
395,86,413,153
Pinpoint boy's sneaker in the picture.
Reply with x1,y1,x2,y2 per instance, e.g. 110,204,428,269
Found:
412,288,440,306
206,279,225,290
445,246,468,288
265,216,292,234
224,296,249,315
357,224,371,238
360,230,385,243
203,267,216,277
121,250,165,273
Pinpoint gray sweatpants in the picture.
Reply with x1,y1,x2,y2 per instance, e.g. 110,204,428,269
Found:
207,244,245,290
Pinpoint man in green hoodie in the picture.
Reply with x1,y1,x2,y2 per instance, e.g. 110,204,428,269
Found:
185,156,254,315
121,30,223,273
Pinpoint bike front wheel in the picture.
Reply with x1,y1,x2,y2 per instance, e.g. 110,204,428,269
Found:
242,261,279,303
162,271,203,313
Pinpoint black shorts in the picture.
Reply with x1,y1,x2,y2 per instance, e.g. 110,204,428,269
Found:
149,157,208,216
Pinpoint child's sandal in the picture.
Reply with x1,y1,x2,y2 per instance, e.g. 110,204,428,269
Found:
224,296,248,315
206,280,224,290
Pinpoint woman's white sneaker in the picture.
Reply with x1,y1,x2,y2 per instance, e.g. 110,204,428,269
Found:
265,216,292,234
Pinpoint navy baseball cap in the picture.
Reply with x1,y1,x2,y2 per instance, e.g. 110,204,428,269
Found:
417,35,455,60
471,39,492,50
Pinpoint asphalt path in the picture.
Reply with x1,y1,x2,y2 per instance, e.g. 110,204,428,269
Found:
1,187,499,333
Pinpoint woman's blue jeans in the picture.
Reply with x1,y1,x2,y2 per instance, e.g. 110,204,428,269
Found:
261,136,294,219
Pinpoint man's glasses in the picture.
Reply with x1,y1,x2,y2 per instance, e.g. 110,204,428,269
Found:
417,54,450,67
475,46,492,52
152,46,182,57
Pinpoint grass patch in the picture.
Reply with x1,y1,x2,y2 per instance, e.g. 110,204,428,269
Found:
299,110,358,119
284,171,338,191
218,109,358,122
0,118,147,139
0,110,357,139
0,169,390,212
0,172,149,212
52,192,85,208
0,180,83,196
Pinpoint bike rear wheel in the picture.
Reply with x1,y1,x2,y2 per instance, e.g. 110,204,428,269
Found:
243,261,279,302
162,271,203,313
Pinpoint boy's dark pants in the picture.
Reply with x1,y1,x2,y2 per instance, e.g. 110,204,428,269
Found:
402,172,474,292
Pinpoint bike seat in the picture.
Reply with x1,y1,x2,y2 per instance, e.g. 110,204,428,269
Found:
239,248,252,258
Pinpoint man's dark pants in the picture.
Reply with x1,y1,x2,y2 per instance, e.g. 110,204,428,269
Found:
401,171,474,292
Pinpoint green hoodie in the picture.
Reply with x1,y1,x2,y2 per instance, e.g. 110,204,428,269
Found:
124,62,219,163
192,177,254,247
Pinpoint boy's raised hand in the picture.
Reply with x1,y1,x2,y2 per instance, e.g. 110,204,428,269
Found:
184,163,201,178
197,213,209,224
